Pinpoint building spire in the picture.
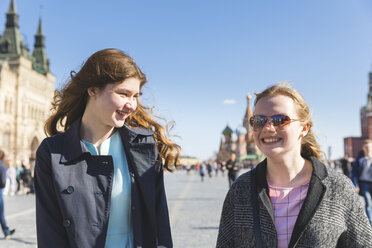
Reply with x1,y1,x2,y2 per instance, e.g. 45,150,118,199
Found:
8,0,17,14
243,93,252,131
32,18,49,74
6,0,18,28
0,0,30,57
37,18,43,35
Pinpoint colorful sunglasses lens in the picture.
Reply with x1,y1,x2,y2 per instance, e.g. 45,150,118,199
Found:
249,115,290,129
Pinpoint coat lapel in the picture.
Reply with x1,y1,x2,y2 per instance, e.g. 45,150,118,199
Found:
59,118,90,164
118,125,157,220
255,160,276,225
288,157,327,248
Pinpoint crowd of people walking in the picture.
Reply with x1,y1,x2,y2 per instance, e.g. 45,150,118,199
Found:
2,160,34,196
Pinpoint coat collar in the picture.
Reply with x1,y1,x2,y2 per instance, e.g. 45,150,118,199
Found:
60,118,155,164
254,156,328,247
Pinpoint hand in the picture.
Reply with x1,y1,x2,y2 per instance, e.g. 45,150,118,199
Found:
356,187,360,193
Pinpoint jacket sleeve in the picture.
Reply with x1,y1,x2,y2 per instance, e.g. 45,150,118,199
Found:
155,158,173,248
34,141,70,248
216,187,235,248
339,180,372,247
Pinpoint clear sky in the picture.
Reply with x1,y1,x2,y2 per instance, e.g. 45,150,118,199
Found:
2,0,372,160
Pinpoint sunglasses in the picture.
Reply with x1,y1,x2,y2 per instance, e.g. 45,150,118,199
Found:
249,114,299,130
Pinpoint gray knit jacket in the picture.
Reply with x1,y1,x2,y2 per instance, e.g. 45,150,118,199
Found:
216,156,372,248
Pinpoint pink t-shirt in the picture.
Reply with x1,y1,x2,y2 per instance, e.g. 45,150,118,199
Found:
268,182,309,248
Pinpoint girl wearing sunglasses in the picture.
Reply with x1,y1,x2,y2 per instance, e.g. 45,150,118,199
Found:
34,49,180,248
217,83,372,248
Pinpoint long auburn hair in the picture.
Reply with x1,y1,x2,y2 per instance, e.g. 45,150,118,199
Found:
45,48,180,170
254,82,323,160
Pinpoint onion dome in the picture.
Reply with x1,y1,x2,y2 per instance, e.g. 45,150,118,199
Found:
222,125,233,136
236,125,247,136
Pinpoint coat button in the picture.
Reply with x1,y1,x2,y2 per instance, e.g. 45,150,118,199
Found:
63,219,71,227
66,186,74,194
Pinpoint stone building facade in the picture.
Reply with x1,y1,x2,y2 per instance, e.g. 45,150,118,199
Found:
0,0,55,164
344,71,372,159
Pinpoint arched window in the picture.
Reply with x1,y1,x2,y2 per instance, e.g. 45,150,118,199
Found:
30,137,39,161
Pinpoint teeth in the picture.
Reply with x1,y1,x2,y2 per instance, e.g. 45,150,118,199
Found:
263,137,280,143
117,110,128,115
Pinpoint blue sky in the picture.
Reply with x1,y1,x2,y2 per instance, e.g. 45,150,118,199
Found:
2,0,372,160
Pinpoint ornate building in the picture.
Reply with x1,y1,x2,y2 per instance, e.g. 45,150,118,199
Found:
216,94,259,162
0,0,55,163
344,71,372,158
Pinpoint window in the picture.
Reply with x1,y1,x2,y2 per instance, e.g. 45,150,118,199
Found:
3,133,10,149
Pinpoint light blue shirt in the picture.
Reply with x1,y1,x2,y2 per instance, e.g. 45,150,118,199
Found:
82,131,133,248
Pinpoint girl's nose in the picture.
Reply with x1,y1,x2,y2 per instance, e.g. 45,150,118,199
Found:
262,120,276,131
125,98,136,110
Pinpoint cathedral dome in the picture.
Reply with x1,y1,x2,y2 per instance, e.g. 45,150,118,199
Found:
222,125,233,136
236,125,247,135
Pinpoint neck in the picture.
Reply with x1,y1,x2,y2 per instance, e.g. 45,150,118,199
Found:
266,154,312,188
80,112,115,148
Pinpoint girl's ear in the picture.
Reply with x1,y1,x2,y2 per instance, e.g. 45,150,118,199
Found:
301,123,310,137
87,87,98,97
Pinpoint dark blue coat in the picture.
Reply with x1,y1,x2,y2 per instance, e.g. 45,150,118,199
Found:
351,153,365,188
34,119,172,248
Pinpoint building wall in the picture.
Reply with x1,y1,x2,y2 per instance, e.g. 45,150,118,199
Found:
0,56,55,164
344,137,364,159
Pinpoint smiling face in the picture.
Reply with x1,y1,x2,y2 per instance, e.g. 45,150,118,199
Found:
86,77,141,132
364,142,372,158
252,94,308,160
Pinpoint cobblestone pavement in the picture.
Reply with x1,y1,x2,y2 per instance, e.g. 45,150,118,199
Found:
1,194,37,248
166,169,236,248
0,169,247,247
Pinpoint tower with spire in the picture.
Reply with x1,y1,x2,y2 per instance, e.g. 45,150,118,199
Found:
32,18,49,74
0,0,30,59
0,0,55,163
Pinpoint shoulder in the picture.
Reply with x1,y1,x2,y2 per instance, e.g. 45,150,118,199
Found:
322,165,361,206
120,125,156,144
324,166,354,189
36,133,67,156
229,170,254,197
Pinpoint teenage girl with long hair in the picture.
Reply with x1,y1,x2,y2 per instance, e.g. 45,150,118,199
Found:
35,49,180,248
217,83,372,248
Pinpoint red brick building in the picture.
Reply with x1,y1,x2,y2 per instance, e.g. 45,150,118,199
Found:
344,72,372,158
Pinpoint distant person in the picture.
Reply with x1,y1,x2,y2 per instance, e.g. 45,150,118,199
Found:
220,163,226,177
213,161,219,176
34,49,180,248
351,139,372,224
340,156,350,178
4,162,16,196
186,164,192,174
217,83,372,247
207,162,213,178
226,153,239,188
15,161,23,194
199,163,206,182
20,163,32,195
0,150,15,239
351,149,365,193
